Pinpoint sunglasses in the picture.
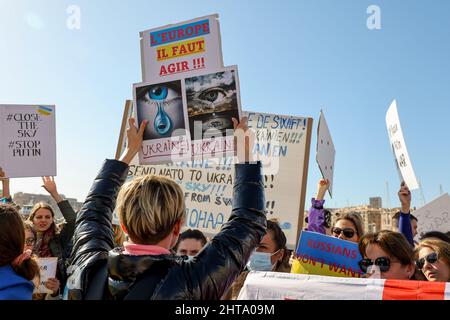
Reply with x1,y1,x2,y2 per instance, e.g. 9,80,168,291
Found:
359,257,391,273
332,227,355,238
416,252,439,270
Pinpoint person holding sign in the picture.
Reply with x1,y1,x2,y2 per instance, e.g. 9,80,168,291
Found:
415,240,450,282
27,176,76,295
0,204,40,299
358,230,415,280
66,117,266,300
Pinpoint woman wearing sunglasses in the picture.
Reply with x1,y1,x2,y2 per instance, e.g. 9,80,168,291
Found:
358,230,415,279
415,240,450,282
332,213,364,243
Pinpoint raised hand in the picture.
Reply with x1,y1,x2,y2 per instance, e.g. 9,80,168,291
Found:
232,116,255,163
398,181,411,213
42,176,63,203
120,118,147,165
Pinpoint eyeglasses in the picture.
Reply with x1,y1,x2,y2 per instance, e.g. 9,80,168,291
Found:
331,227,355,238
25,238,36,246
359,257,391,273
416,252,439,270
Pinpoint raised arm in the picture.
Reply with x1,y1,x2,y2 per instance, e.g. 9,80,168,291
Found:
66,118,146,297
306,179,329,234
0,167,11,201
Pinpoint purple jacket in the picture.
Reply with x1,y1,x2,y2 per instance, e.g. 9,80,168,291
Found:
306,198,326,234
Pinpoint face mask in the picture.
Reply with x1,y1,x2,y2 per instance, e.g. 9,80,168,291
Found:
184,255,195,262
247,251,274,271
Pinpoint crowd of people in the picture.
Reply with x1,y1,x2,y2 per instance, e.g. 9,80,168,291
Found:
1,117,450,300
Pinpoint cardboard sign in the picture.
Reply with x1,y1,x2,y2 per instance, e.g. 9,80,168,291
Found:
237,271,450,300
0,105,56,178
386,100,419,190
316,111,335,198
36,257,58,294
140,14,224,82
292,231,363,278
133,66,241,164
117,103,313,249
413,193,450,238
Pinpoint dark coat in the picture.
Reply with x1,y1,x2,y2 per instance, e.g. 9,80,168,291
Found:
65,159,266,300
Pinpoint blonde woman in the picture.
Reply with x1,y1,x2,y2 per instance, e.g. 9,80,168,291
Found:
66,117,266,300
415,240,450,282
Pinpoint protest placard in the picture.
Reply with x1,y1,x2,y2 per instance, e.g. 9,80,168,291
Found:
413,193,450,238
386,100,419,190
316,110,335,198
117,104,313,248
140,14,224,82
133,66,241,164
36,257,58,294
237,271,450,300
0,104,56,178
291,231,363,278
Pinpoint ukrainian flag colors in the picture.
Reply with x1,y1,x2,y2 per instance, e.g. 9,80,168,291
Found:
37,106,53,116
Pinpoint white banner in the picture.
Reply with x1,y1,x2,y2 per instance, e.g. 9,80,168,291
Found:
237,271,450,300
0,105,56,178
386,100,419,190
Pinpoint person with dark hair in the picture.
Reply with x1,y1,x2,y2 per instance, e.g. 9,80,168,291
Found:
420,231,450,243
0,204,40,299
65,117,266,300
175,229,207,259
358,230,415,280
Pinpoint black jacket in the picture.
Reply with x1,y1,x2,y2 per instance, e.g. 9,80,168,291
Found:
65,159,266,300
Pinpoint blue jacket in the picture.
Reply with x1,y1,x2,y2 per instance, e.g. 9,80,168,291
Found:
399,211,415,247
0,265,34,300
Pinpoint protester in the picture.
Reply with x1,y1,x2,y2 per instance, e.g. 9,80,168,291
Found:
65,117,266,300
420,231,450,244
332,213,364,243
27,176,76,293
174,229,207,259
414,240,450,282
392,182,417,247
358,230,415,280
0,204,40,300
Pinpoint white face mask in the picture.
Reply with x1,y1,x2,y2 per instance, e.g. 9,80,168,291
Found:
247,251,276,271
184,255,195,262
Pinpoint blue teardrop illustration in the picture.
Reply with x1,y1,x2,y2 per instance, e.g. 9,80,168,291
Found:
154,101,172,135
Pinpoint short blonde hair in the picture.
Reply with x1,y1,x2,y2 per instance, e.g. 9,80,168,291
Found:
116,175,185,245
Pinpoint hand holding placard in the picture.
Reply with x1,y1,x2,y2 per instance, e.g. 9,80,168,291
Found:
120,118,148,165
398,181,411,213
316,179,329,201
232,116,255,163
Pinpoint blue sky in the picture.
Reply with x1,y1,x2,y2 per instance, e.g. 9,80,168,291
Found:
1,0,449,209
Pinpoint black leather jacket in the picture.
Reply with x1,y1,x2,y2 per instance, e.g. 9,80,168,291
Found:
65,159,266,300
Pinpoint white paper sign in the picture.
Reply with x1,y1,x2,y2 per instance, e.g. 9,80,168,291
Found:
36,257,58,294
140,14,224,82
316,111,335,198
386,100,419,190
413,193,450,238
0,105,56,178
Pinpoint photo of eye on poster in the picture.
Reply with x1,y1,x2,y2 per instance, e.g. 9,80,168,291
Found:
133,66,241,165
